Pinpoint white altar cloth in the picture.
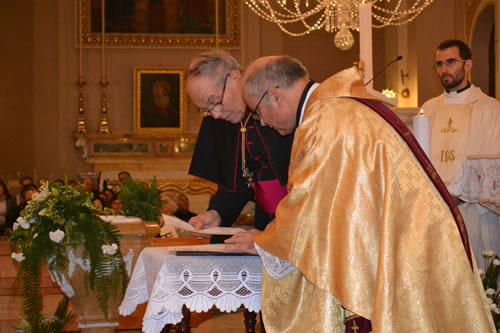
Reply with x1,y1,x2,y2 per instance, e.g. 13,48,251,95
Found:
448,157,500,214
447,158,500,269
119,247,262,333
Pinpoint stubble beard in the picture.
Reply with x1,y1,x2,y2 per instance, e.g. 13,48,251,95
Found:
440,67,466,91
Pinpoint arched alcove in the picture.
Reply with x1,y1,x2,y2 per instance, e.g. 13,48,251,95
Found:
470,2,495,97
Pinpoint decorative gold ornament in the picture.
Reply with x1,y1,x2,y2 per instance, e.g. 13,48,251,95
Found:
80,0,240,48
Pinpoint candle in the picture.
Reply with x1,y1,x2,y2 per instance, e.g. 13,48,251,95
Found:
79,0,82,78
359,2,373,87
413,109,431,157
215,0,219,49
101,0,105,78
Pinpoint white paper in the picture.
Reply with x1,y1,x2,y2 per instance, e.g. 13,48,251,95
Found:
162,214,246,235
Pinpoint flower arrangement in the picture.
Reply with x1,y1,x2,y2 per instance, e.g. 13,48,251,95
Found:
9,182,128,332
480,250,500,331
118,176,164,223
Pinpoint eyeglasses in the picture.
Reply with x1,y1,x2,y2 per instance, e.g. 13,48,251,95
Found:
199,73,230,117
251,86,279,120
251,90,269,120
435,58,466,69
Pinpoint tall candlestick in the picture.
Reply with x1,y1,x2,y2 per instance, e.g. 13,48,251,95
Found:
215,0,219,49
359,2,373,88
79,0,83,78
413,109,431,157
101,0,105,77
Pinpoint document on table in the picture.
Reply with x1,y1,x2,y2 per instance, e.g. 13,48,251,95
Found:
162,214,246,235
167,243,258,255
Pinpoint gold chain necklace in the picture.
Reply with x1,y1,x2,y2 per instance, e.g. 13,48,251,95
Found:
240,111,255,187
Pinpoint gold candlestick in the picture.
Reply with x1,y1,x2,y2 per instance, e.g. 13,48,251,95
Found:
75,0,87,134
75,76,88,134
98,0,110,134
98,76,111,134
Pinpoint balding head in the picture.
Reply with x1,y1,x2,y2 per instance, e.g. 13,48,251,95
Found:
186,49,240,88
241,56,309,135
243,56,309,99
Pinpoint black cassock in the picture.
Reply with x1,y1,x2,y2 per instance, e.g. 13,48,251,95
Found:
189,112,294,231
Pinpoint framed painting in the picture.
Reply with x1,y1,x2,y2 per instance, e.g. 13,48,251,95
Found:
79,0,240,48
134,68,185,134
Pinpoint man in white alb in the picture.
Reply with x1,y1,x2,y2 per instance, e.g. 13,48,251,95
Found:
422,39,500,268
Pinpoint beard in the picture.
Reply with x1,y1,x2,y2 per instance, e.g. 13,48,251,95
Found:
440,67,466,90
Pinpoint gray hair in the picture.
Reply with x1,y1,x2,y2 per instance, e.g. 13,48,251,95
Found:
244,56,308,98
186,49,240,87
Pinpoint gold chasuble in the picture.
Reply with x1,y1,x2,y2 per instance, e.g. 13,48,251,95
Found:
255,67,495,332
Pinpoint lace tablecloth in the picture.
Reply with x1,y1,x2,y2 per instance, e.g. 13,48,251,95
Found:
448,158,500,214
119,247,262,333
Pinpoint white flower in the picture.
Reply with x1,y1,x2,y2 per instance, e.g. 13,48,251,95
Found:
16,217,30,230
11,252,25,262
496,308,500,314
485,288,496,295
13,222,19,231
482,250,495,258
486,297,493,304
49,229,65,243
478,268,484,276
489,303,497,310
102,243,118,255
493,259,500,266
32,186,49,202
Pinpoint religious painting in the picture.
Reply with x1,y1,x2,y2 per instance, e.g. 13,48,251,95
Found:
80,0,240,47
134,68,185,134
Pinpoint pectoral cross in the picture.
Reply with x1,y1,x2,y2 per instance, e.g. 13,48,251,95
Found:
351,320,359,333
240,126,254,187
242,165,254,187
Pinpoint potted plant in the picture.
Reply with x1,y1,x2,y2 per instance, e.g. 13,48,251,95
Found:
9,182,128,332
118,176,164,224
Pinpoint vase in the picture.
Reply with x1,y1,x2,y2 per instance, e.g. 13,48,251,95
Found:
57,218,159,333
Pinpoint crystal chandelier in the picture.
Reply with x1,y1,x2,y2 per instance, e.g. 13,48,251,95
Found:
245,0,434,50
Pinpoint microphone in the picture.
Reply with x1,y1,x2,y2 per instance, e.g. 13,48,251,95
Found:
364,55,403,86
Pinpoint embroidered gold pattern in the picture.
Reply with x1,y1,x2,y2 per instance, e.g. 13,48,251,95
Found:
440,117,458,133
440,149,456,162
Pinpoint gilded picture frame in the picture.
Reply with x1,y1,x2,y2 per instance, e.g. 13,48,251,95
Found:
134,68,186,134
80,0,240,48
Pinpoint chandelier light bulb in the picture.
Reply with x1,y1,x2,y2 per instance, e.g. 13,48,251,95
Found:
334,25,354,50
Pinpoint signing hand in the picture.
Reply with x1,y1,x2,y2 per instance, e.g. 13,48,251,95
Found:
224,229,260,255
188,210,221,230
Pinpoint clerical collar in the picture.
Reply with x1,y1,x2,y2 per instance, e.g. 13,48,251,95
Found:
446,81,471,95
296,80,319,126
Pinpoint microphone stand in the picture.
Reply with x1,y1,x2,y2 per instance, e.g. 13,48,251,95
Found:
365,55,403,87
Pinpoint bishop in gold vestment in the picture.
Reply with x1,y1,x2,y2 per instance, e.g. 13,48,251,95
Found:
239,57,495,332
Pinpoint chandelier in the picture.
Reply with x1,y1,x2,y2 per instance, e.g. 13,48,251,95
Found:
245,0,434,50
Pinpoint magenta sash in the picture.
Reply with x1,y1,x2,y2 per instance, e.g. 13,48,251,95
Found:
253,179,288,214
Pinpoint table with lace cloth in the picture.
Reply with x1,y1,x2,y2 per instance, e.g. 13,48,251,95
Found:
119,246,262,333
